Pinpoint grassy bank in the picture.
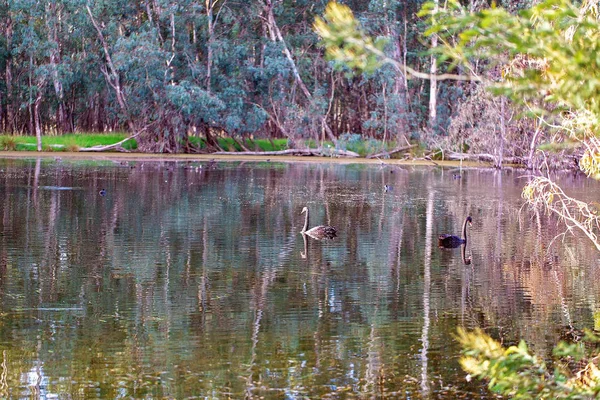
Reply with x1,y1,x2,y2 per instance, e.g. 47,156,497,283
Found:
0,133,418,158
0,133,137,152
0,134,293,153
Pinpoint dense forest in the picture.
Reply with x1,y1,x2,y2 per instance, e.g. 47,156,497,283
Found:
0,0,541,157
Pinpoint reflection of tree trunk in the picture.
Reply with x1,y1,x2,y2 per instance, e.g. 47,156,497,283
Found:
364,315,383,394
421,190,434,397
41,191,60,302
198,216,209,327
554,269,573,329
245,267,277,397
388,211,404,287
163,233,172,340
33,159,41,207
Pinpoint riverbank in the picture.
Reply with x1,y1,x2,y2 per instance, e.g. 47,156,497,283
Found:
0,150,492,168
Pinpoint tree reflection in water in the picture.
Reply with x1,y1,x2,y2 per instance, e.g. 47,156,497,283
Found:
0,158,598,398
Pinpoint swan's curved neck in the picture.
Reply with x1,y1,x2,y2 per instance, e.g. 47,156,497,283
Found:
462,218,469,244
302,209,309,233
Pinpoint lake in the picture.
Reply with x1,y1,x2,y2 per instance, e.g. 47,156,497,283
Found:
0,157,598,398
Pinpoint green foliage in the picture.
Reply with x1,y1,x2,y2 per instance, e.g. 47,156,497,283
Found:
421,0,600,247
421,0,600,138
580,145,600,180
335,133,403,157
187,137,288,152
253,139,288,151
457,328,600,398
0,0,534,153
314,2,387,74
0,136,18,151
0,133,137,152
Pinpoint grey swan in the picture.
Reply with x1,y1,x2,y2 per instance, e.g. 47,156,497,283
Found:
438,216,472,248
301,207,337,240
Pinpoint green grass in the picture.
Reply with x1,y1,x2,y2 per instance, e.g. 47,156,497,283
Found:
0,133,137,151
187,137,288,152
0,133,415,158
0,133,289,153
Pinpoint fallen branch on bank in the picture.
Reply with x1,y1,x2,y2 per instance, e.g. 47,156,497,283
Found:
367,144,416,159
79,131,142,152
445,151,525,165
213,147,360,158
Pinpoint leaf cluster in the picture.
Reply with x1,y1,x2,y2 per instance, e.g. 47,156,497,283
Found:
421,0,600,138
314,2,387,74
457,328,600,398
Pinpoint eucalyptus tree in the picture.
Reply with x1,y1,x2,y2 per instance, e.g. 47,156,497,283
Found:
0,0,538,153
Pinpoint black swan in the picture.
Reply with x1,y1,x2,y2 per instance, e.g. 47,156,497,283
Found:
301,207,337,240
438,216,472,248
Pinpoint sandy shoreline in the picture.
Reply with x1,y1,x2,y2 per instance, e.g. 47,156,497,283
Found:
0,151,490,168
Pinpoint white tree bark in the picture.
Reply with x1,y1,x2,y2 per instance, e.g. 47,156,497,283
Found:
428,0,439,135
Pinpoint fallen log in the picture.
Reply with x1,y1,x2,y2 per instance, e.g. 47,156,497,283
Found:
367,144,416,159
444,151,525,164
79,131,142,152
213,147,360,158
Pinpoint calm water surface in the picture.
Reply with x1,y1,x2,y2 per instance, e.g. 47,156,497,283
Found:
0,157,599,398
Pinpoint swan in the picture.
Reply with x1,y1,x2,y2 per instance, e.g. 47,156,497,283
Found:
301,207,337,240
438,216,472,248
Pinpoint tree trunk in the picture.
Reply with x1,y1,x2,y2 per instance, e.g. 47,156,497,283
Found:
205,0,214,93
387,22,409,140
0,83,3,133
497,96,506,168
263,0,337,142
46,1,71,133
34,87,44,151
204,124,218,148
428,0,439,136
86,5,137,136
28,54,34,136
4,14,14,134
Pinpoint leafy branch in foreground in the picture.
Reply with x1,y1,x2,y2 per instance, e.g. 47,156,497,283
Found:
313,2,479,81
522,175,600,251
421,0,600,134
420,0,600,247
457,328,600,398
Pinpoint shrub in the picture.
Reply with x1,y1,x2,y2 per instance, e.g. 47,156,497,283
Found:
458,328,600,398
0,136,18,151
